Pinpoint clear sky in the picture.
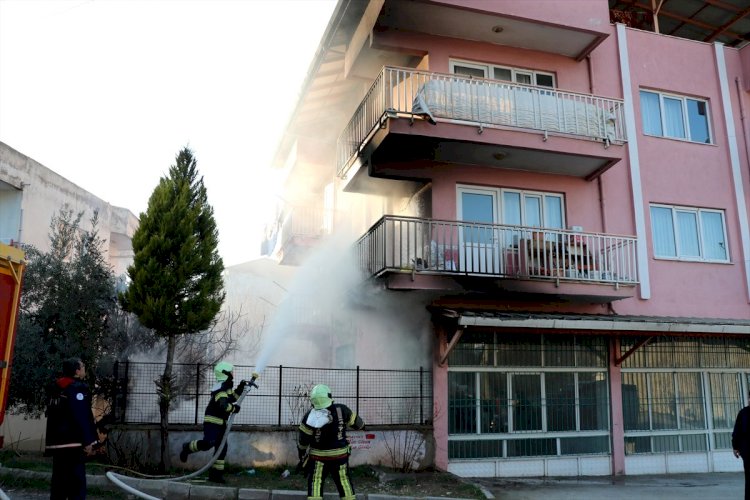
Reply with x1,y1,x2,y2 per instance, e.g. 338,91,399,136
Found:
0,0,336,266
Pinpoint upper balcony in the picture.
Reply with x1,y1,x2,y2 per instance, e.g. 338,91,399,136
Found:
356,215,638,303
337,67,627,195
275,206,335,266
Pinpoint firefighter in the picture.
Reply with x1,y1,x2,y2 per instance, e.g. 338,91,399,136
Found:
297,384,365,500
179,361,245,483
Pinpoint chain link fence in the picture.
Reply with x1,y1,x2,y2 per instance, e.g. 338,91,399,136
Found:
108,362,433,427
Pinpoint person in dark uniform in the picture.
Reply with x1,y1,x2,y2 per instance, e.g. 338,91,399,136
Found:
45,357,99,500
179,361,245,483
297,384,365,500
733,398,750,499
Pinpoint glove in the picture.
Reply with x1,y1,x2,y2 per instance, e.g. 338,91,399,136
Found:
236,380,247,395
232,404,241,414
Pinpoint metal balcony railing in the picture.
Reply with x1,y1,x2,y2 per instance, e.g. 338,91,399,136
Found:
279,206,336,248
357,216,639,285
337,66,627,178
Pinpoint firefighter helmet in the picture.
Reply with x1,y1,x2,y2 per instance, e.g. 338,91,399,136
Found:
310,384,333,409
214,361,234,382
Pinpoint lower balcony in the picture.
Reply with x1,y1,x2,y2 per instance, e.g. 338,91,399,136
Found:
357,216,639,302
276,206,335,266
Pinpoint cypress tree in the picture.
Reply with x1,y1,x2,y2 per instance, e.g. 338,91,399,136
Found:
120,147,225,470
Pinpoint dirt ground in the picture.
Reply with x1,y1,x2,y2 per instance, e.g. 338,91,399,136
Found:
0,452,485,499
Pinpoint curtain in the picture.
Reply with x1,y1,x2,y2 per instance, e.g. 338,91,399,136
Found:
664,96,686,138
650,206,676,257
676,210,700,257
701,211,727,260
640,91,662,135
544,196,564,229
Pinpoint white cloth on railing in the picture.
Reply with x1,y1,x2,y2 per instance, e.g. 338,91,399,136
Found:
412,80,616,141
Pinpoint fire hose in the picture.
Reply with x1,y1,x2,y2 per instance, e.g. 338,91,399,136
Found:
106,372,260,500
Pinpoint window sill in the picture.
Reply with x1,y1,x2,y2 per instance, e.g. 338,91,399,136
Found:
653,256,731,264
641,133,715,146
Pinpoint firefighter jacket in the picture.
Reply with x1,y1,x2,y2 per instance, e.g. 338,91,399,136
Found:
44,377,98,454
204,379,242,426
298,403,365,460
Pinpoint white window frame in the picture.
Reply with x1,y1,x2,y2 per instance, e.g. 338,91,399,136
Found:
449,59,556,88
649,203,729,263
457,185,565,228
640,89,712,144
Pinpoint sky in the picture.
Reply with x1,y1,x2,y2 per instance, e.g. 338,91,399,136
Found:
0,0,336,266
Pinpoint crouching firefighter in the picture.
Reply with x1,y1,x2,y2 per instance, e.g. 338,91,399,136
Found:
297,384,365,500
180,361,245,483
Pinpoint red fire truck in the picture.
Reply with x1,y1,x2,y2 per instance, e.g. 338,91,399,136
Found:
0,243,26,448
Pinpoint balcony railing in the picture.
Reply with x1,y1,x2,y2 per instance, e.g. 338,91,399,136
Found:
357,216,638,285
337,66,627,178
280,206,336,248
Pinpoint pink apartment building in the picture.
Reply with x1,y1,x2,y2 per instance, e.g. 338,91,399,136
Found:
268,0,750,477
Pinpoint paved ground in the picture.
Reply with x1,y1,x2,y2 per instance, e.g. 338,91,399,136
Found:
473,472,746,499
2,472,747,499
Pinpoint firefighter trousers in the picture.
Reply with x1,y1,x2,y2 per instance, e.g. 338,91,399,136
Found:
306,456,355,500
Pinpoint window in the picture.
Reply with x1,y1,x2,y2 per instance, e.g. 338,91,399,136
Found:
650,204,728,262
450,60,555,88
458,186,565,229
640,90,711,143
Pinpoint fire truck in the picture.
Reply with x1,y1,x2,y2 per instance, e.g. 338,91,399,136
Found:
0,243,26,448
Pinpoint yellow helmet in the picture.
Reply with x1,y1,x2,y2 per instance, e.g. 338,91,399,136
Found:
214,361,233,382
310,384,333,409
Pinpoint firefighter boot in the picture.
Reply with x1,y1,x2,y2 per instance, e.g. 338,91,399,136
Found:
179,443,190,463
208,468,225,484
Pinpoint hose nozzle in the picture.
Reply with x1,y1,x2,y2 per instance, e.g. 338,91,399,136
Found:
249,372,259,389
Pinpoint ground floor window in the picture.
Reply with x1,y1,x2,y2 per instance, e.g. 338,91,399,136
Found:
448,332,609,459
621,336,750,455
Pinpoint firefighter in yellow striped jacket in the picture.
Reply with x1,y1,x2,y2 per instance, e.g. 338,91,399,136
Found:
297,384,365,500
180,361,245,483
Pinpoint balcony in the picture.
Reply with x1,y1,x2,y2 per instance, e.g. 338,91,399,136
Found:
276,206,335,266
356,216,638,302
338,67,627,195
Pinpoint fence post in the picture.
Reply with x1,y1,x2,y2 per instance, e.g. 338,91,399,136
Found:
356,366,360,415
123,360,130,424
195,363,201,425
419,366,424,425
113,360,119,422
278,365,283,426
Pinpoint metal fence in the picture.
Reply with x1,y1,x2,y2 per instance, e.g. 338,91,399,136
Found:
109,362,433,427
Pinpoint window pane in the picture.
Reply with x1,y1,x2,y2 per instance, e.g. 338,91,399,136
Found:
701,211,727,260
524,196,542,227
579,372,609,430
560,436,609,455
493,67,512,82
710,373,742,429
502,192,522,225
449,372,476,434
640,91,663,136
650,206,676,257
623,372,649,430
664,97,686,138
512,374,542,431
515,72,532,85
651,373,677,430
480,373,508,433
687,99,710,143
461,192,494,244
535,74,554,88
676,372,705,430
454,64,486,78
544,196,563,229
676,210,700,257
545,373,576,431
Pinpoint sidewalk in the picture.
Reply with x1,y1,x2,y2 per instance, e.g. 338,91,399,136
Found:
472,472,745,499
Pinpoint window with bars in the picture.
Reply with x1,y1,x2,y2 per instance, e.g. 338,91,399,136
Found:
447,333,609,459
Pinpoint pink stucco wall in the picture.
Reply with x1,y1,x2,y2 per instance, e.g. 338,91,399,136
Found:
377,20,750,320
